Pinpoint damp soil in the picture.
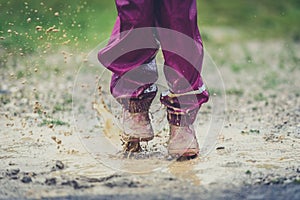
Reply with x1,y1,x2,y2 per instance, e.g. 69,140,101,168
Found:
0,38,300,199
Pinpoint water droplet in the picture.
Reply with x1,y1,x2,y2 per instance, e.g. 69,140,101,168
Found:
36,26,43,31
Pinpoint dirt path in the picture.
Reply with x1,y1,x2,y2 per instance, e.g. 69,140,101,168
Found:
0,39,299,199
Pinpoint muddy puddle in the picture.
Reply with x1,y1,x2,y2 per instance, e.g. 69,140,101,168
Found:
1,40,300,199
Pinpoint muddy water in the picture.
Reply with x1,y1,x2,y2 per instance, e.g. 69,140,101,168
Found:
73,83,227,188
70,50,227,175
1,40,300,199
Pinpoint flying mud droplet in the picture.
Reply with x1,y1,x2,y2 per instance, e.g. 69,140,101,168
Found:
51,136,62,144
92,86,123,145
46,25,56,34
35,26,43,31
33,101,43,114
122,141,142,158
62,40,71,45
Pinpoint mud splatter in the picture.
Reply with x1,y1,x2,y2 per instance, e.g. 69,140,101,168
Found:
122,141,142,156
92,86,122,146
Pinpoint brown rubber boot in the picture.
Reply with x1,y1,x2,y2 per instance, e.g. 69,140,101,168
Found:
117,86,157,143
121,109,154,142
168,124,199,158
165,108,200,158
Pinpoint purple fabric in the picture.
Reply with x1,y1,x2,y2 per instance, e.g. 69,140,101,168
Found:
98,0,209,124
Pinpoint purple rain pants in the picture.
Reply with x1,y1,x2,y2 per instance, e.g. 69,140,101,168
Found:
98,0,209,126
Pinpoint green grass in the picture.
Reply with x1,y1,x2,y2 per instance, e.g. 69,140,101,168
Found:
53,104,64,112
263,72,281,89
294,179,300,184
245,170,252,175
16,70,25,79
226,88,244,96
254,93,267,101
39,119,69,127
0,0,116,55
249,129,260,134
208,88,223,96
1,0,300,57
241,129,260,135
230,64,242,73
52,94,72,113
199,0,300,40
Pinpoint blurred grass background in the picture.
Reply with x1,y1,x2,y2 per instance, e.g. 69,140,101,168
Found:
0,0,300,56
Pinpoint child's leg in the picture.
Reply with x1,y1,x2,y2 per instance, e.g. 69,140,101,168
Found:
156,0,209,157
98,0,159,101
98,0,159,143
156,0,209,126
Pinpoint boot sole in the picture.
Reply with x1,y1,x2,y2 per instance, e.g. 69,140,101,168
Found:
122,134,154,142
168,148,199,158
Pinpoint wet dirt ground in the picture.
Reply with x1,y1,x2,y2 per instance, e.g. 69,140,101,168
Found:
0,38,300,199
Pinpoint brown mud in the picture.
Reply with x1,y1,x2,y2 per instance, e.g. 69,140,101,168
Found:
0,38,300,199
